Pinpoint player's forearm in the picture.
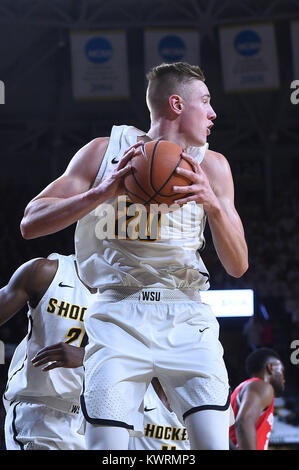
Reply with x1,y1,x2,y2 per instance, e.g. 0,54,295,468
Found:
207,206,248,278
20,187,107,239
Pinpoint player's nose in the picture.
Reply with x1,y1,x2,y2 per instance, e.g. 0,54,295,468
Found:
208,105,217,121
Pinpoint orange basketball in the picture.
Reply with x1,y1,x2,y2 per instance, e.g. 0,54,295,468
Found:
124,140,193,207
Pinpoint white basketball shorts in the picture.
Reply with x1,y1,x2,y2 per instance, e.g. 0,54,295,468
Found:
81,287,230,436
4,400,85,450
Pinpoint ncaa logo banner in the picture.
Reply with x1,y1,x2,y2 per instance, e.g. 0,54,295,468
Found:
144,29,200,74
70,30,130,100
219,23,279,92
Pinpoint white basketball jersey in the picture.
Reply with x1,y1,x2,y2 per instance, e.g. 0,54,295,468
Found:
75,125,210,290
129,383,190,450
3,253,93,409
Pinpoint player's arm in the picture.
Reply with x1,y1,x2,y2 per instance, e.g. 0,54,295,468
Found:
234,380,274,450
0,258,55,326
20,138,143,240
174,150,248,278
229,437,239,450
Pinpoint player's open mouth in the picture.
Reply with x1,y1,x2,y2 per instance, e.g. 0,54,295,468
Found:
207,123,213,135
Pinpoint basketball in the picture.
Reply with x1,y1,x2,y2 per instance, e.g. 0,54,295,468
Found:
124,140,193,207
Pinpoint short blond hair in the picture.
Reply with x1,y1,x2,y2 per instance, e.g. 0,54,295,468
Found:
146,62,205,115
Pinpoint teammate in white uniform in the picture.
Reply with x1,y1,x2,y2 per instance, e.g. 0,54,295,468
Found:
20,62,248,450
129,379,190,451
1,253,95,450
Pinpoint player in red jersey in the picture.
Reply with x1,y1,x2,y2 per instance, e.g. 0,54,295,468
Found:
229,348,285,450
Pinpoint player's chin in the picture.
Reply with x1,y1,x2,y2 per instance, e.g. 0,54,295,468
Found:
190,135,206,147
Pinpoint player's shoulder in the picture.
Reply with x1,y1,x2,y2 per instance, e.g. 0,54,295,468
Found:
7,257,58,298
29,256,58,273
202,148,232,186
89,136,110,148
205,148,230,168
74,136,110,165
22,257,60,305
66,136,110,182
85,136,110,154
246,378,273,392
23,257,58,285
242,379,274,403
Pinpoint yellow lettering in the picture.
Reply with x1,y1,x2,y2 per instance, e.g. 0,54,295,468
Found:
46,298,58,313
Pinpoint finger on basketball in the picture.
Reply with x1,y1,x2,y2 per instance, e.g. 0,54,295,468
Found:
174,194,198,205
115,164,131,179
118,142,144,169
180,152,200,172
175,166,198,183
172,184,193,193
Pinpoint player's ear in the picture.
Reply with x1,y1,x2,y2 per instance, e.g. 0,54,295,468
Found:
169,95,183,115
266,361,274,375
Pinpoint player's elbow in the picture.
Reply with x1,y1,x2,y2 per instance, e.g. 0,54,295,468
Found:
229,263,248,278
226,259,248,278
20,217,33,239
20,210,37,240
20,200,41,239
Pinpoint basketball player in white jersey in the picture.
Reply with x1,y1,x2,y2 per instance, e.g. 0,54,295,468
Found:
20,62,248,449
129,378,190,451
0,253,96,450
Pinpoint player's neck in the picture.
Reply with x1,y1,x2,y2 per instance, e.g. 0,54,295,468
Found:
147,119,188,149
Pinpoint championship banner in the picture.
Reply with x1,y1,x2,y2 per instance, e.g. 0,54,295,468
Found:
144,29,200,73
291,21,299,79
219,23,280,92
70,30,129,100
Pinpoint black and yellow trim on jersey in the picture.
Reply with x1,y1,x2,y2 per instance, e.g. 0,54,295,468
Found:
80,380,134,432
182,389,231,421
3,315,33,402
11,401,24,450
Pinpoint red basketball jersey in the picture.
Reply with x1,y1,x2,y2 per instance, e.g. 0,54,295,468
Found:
229,378,274,450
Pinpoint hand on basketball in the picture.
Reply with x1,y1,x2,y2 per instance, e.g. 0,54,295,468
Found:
96,141,144,200
31,342,84,371
173,152,219,211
